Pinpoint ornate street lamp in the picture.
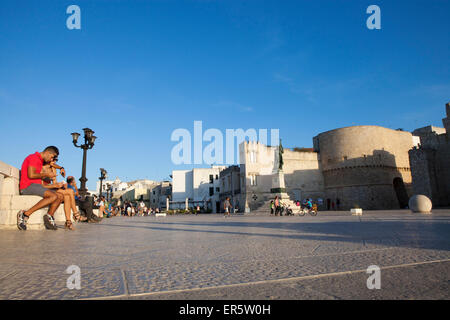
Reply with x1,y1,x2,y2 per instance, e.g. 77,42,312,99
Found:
99,168,107,197
109,184,114,202
71,128,97,198
106,182,112,201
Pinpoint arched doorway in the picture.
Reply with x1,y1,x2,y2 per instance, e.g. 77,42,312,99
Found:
393,177,409,208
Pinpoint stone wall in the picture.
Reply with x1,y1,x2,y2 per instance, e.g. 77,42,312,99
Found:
409,148,438,200
409,103,450,207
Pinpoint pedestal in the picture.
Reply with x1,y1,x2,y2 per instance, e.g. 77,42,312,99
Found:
270,170,293,202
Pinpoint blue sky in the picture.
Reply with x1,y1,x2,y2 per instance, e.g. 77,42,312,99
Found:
0,0,449,191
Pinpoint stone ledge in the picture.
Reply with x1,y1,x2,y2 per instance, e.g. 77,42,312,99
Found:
0,195,76,230
0,207,68,230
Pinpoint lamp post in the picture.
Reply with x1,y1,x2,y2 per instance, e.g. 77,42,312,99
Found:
99,168,107,198
106,183,112,201
71,128,97,198
109,184,114,202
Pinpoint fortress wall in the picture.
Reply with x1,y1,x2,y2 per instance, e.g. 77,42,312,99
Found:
314,126,414,170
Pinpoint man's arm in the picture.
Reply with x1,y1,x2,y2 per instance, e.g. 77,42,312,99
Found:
50,162,66,178
28,166,55,180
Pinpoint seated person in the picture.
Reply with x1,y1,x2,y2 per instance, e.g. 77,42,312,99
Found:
41,158,86,230
66,176,100,223
17,146,62,231
97,196,108,217
66,176,80,201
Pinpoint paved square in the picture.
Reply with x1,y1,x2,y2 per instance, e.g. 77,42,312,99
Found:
0,210,449,299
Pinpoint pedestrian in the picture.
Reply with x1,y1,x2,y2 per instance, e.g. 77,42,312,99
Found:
274,196,281,216
224,197,231,217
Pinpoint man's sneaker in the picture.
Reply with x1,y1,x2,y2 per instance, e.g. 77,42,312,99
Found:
17,210,28,231
43,214,57,230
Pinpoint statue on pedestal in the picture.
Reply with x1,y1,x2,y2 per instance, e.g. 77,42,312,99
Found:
271,139,286,194
278,139,284,171
274,139,284,173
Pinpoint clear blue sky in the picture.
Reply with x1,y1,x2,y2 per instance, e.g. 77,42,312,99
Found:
1,0,449,191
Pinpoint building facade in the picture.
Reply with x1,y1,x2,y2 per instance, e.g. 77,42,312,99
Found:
219,165,241,212
409,103,450,207
171,166,226,212
149,181,172,210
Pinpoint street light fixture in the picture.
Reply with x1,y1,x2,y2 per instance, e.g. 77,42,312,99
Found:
106,183,113,201
71,127,96,198
99,168,107,197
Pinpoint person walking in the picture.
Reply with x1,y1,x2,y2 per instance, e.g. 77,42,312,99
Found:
224,197,231,218
274,196,281,216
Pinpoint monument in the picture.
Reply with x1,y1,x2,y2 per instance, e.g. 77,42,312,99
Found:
270,140,294,205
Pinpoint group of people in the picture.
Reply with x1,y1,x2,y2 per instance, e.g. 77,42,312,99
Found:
119,200,162,217
17,146,102,231
270,196,314,216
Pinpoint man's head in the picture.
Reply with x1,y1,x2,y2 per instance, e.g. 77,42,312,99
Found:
42,146,59,163
67,176,75,184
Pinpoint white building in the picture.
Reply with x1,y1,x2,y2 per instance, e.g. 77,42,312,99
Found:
96,177,129,196
149,181,172,210
172,166,226,213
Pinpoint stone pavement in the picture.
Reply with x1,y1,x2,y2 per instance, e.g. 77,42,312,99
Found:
0,210,449,300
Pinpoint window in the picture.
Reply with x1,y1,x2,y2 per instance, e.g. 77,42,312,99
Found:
209,175,214,184
209,187,214,196
250,174,257,186
153,191,155,195
215,175,218,180
216,187,220,192
249,151,257,163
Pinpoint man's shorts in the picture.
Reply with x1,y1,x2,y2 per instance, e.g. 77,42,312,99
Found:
20,184,48,198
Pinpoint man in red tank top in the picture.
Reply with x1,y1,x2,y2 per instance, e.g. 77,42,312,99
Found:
17,146,65,231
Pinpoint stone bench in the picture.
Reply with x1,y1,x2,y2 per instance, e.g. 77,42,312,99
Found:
0,160,72,230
